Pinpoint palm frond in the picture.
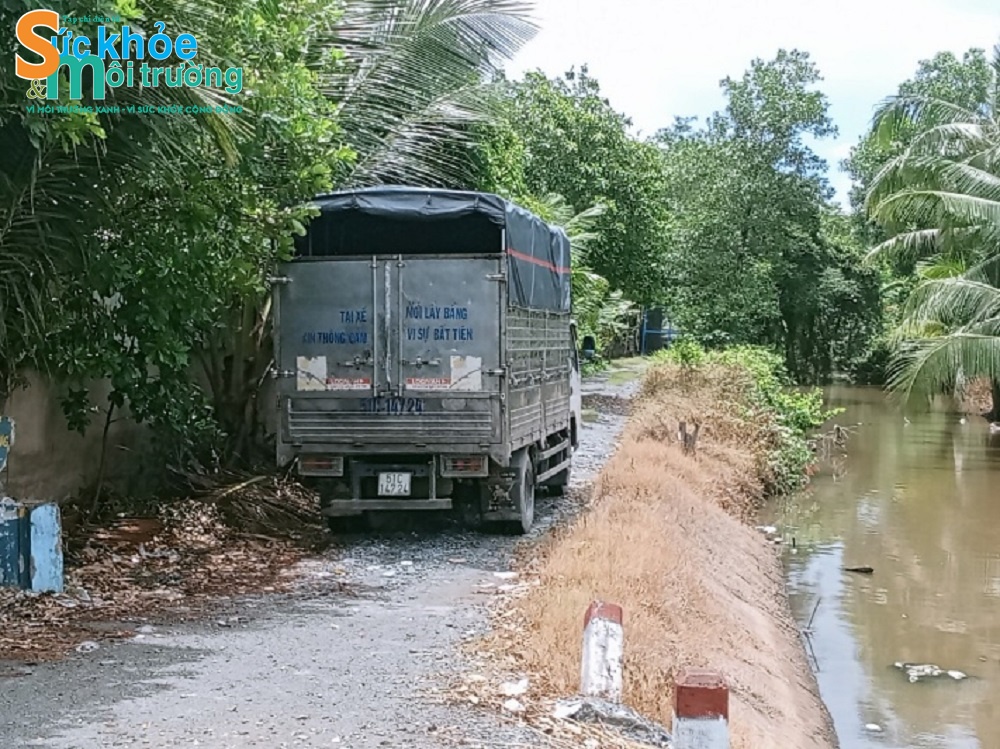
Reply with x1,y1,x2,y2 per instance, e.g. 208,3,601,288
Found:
324,0,537,187
872,188,1000,235
872,95,988,147
915,256,968,280
529,193,607,266
866,228,943,264
906,122,994,156
935,158,1000,200
903,276,1000,327
343,84,496,186
888,329,1000,402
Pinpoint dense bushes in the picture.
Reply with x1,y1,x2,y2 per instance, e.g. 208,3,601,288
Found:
649,340,839,494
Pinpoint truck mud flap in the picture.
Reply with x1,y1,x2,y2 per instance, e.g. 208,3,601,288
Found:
481,466,518,519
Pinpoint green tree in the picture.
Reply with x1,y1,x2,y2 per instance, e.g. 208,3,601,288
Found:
16,0,355,497
480,67,671,304
524,194,639,357
839,49,997,386
657,50,880,381
844,48,995,225
327,0,537,188
0,0,248,401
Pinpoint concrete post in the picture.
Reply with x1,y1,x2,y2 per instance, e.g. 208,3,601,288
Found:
673,668,729,749
30,503,64,593
580,600,624,701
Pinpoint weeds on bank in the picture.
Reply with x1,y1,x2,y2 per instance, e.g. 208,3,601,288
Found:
651,339,841,494
467,342,839,745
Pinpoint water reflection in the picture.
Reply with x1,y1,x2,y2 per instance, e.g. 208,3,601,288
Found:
764,386,1000,748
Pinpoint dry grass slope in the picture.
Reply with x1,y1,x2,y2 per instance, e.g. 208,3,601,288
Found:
481,362,836,749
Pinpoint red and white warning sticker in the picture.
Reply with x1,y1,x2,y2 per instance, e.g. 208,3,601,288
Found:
326,377,371,390
406,377,451,390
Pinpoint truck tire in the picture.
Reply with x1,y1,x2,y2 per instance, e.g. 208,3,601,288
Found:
511,449,536,534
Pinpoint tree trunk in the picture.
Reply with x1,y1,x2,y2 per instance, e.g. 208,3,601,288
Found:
87,402,117,524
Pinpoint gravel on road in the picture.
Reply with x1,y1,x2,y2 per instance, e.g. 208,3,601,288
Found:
0,379,639,749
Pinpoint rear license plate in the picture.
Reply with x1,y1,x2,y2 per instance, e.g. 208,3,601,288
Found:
377,472,411,496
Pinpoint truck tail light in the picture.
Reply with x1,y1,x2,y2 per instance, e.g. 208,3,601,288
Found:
441,455,487,477
298,455,344,476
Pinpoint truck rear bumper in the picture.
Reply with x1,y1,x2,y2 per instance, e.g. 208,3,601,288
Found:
322,499,453,516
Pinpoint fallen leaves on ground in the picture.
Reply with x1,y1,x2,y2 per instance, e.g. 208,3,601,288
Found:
0,477,328,662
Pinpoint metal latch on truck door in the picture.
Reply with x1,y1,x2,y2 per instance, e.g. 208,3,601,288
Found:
267,275,291,285
271,368,294,378
403,356,441,368
343,354,374,367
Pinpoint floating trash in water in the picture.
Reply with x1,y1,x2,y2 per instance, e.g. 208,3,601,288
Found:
865,723,883,732
843,566,874,574
893,662,967,683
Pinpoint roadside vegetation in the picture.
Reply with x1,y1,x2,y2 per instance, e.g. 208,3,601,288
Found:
653,340,840,494
849,47,1000,419
470,346,838,748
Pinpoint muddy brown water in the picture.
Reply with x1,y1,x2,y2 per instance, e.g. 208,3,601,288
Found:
764,385,1000,748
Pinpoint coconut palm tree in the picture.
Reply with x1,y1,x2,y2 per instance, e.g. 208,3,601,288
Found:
865,45,1000,420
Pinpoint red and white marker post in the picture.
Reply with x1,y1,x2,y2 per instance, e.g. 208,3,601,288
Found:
672,668,730,749
579,600,624,701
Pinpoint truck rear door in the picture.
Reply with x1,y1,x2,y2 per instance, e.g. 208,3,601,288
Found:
274,253,504,452
397,255,499,398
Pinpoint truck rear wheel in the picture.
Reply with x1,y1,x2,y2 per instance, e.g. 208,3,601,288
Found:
511,449,535,534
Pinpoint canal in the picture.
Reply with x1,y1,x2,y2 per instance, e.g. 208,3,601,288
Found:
765,385,1000,748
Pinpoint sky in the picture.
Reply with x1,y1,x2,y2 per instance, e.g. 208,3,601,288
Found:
504,0,1000,207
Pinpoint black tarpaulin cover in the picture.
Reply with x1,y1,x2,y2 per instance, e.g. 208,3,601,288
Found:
301,186,571,312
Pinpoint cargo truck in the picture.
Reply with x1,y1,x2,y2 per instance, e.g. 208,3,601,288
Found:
272,187,582,533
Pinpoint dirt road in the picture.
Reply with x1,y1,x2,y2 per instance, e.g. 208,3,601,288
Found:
0,375,638,749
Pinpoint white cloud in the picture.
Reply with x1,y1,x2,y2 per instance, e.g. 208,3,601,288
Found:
505,0,1000,203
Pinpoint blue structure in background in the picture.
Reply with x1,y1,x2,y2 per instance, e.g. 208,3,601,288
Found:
0,499,30,589
640,307,678,355
0,416,64,592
